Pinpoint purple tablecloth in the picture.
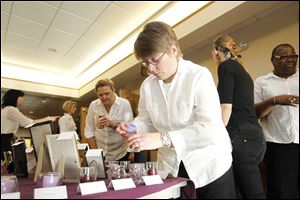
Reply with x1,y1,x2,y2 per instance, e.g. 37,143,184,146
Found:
15,175,195,199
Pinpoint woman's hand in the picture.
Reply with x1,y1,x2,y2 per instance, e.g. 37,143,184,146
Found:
127,132,162,152
116,122,129,139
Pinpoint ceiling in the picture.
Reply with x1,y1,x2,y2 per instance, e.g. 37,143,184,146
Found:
1,1,171,86
1,1,298,118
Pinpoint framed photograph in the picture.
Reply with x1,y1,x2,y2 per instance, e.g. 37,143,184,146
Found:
86,149,106,179
28,121,56,161
46,133,80,180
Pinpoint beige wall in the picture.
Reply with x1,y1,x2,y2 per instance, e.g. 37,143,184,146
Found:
186,4,299,84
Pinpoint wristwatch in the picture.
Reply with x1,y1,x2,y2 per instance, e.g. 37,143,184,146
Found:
161,132,171,147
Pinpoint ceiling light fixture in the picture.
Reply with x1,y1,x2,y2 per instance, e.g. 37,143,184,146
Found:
48,48,57,53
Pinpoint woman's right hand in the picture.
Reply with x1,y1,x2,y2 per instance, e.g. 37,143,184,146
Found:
116,122,128,139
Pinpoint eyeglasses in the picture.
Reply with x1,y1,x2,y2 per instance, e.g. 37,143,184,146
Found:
141,52,166,68
273,54,298,61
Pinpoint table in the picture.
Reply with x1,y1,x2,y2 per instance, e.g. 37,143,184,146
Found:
15,176,194,199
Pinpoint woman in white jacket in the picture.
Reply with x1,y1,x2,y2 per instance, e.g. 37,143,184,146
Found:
58,100,77,133
117,21,236,199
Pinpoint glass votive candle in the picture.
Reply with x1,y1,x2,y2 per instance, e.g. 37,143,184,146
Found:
127,123,137,135
120,161,131,173
1,176,18,194
79,167,97,183
146,161,158,175
38,172,62,188
130,163,146,185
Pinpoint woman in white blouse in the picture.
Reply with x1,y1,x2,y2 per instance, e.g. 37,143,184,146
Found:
58,100,77,133
1,89,59,170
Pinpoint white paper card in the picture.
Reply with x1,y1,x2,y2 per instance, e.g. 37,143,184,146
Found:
24,123,36,128
59,131,79,140
79,181,107,195
57,132,75,140
1,192,20,199
11,141,23,146
142,175,164,186
86,149,103,157
111,178,136,190
25,147,34,153
34,185,67,199
77,143,89,150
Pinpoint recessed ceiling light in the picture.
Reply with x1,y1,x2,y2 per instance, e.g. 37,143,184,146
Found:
41,100,47,103
48,48,57,53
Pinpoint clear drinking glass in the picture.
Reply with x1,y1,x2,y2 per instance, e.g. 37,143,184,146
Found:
129,163,146,185
146,161,158,175
120,161,131,173
79,167,97,183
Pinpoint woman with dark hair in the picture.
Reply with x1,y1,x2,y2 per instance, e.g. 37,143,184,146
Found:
1,89,59,170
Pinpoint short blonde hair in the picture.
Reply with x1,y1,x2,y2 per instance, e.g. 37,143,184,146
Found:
62,100,77,112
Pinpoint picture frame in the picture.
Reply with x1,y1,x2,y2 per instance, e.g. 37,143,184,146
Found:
46,133,80,181
28,121,56,161
86,149,106,179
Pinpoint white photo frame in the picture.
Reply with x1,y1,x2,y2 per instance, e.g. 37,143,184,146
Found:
28,121,55,161
86,149,106,179
46,134,80,181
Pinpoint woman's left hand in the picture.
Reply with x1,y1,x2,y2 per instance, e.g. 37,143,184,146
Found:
128,132,162,152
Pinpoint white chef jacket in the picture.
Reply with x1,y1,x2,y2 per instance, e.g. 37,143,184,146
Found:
1,106,33,134
58,113,77,133
84,95,133,161
254,71,299,144
133,58,233,188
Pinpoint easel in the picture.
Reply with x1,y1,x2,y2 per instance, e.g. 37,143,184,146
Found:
34,143,53,182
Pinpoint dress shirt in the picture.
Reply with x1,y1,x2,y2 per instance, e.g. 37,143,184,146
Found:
58,113,77,133
1,106,33,134
85,95,133,161
254,71,299,144
133,58,233,188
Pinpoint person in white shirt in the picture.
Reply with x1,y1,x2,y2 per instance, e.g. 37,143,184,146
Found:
1,89,59,171
85,79,134,161
117,21,235,199
58,100,77,133
254,43,299,199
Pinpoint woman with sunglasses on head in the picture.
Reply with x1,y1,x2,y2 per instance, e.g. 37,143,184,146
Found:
212,34,266,199
254,43,299,199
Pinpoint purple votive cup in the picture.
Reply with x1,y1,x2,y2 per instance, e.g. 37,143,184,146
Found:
42,172,61,187
127,123,137,136
1,176,18,194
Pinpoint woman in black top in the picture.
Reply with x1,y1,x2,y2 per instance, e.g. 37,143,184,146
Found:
212,35,266,199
